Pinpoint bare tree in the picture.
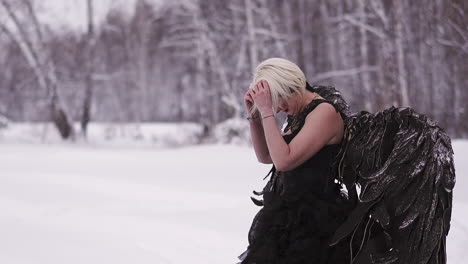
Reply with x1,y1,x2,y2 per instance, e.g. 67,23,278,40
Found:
393,0,410,107
81,0,95,136
0,0,74,139
245,0,258,73
0,0,465,138
357,0,372,111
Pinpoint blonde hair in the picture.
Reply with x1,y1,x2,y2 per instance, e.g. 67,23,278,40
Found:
249,58,306,116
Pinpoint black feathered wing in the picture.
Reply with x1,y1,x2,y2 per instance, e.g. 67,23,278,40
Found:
311,84,456,264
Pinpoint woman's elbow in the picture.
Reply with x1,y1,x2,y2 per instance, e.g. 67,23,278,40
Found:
275,160,293,171
257,155,273,164
275,164,288,171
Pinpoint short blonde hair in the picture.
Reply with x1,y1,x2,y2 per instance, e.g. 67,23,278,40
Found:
249,58,306,116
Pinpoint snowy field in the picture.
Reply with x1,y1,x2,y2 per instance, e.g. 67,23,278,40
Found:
0,139,467,263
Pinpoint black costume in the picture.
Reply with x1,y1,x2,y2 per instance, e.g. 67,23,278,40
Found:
238,94,355,263
238,83,455,264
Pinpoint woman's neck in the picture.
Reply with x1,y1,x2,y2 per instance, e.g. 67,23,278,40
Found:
295,90,320,116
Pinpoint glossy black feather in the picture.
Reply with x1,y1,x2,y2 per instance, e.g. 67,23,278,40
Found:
312,84,456,264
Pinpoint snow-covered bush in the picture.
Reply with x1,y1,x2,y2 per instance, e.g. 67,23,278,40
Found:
213,117,251,145
86,122,205,148
0,122,205,148
0,114,9,129
148,123,205,148
212,114,289,145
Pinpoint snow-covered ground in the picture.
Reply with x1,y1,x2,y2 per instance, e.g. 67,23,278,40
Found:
0,122,205,148
0,139,466,263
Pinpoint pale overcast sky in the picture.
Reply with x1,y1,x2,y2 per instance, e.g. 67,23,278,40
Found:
36,0,162,32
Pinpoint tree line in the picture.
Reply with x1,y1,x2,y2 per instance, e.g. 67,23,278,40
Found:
0,0,466,139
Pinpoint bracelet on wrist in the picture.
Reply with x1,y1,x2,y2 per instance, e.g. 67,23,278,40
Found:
246,114,260,120
262,114,274,120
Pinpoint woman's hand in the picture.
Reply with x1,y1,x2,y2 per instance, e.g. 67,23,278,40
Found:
251,80,273,116
244,89,256,114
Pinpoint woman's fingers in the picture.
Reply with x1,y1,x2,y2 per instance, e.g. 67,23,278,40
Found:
251,80,269,98
252,85,258,95
246,93,254,103
248,89,255,98
246,90,256,104
256,80,269,91
261,81,269,94
253,81,262,94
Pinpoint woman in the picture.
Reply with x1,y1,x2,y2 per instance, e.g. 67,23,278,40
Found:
238,58,455,264
237,58,354,263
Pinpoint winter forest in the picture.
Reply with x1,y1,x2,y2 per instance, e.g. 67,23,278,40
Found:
0,0,466,141
1,1,468,263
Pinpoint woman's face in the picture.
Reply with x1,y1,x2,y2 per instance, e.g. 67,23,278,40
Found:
276,92,304,116
276,96,294,115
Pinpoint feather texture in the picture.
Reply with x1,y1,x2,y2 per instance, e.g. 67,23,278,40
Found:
309,83,455,264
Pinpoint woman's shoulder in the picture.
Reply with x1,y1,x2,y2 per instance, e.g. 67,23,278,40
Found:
304,100,342,125
299,99,340,125
307,98,340,113
284,98,342,136
303,100,344,146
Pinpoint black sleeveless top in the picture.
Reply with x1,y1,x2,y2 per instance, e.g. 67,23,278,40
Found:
238,99,354,264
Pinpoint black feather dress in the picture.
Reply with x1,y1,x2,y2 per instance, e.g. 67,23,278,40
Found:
238,83,455,264
237,94,355,264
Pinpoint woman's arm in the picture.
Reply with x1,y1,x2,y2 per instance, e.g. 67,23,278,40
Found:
251,79,341,171
248,117,273,164
262,103,341,171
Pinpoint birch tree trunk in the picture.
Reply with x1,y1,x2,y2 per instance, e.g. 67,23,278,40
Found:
195,34,209,134
81,0,95,136
245,0,258,73
320,0,337,73
336,1,353,92
370,0,396,108
394,0,410,107
292,0,306,72
357,0,372,111
0,0,74,139
137,21,151,121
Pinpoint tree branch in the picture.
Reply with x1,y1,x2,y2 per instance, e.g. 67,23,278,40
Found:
0,18,48,91
370,0,389,29
343,14,386,39
253,28,289,41
312,66,379,82
447,19,468,42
